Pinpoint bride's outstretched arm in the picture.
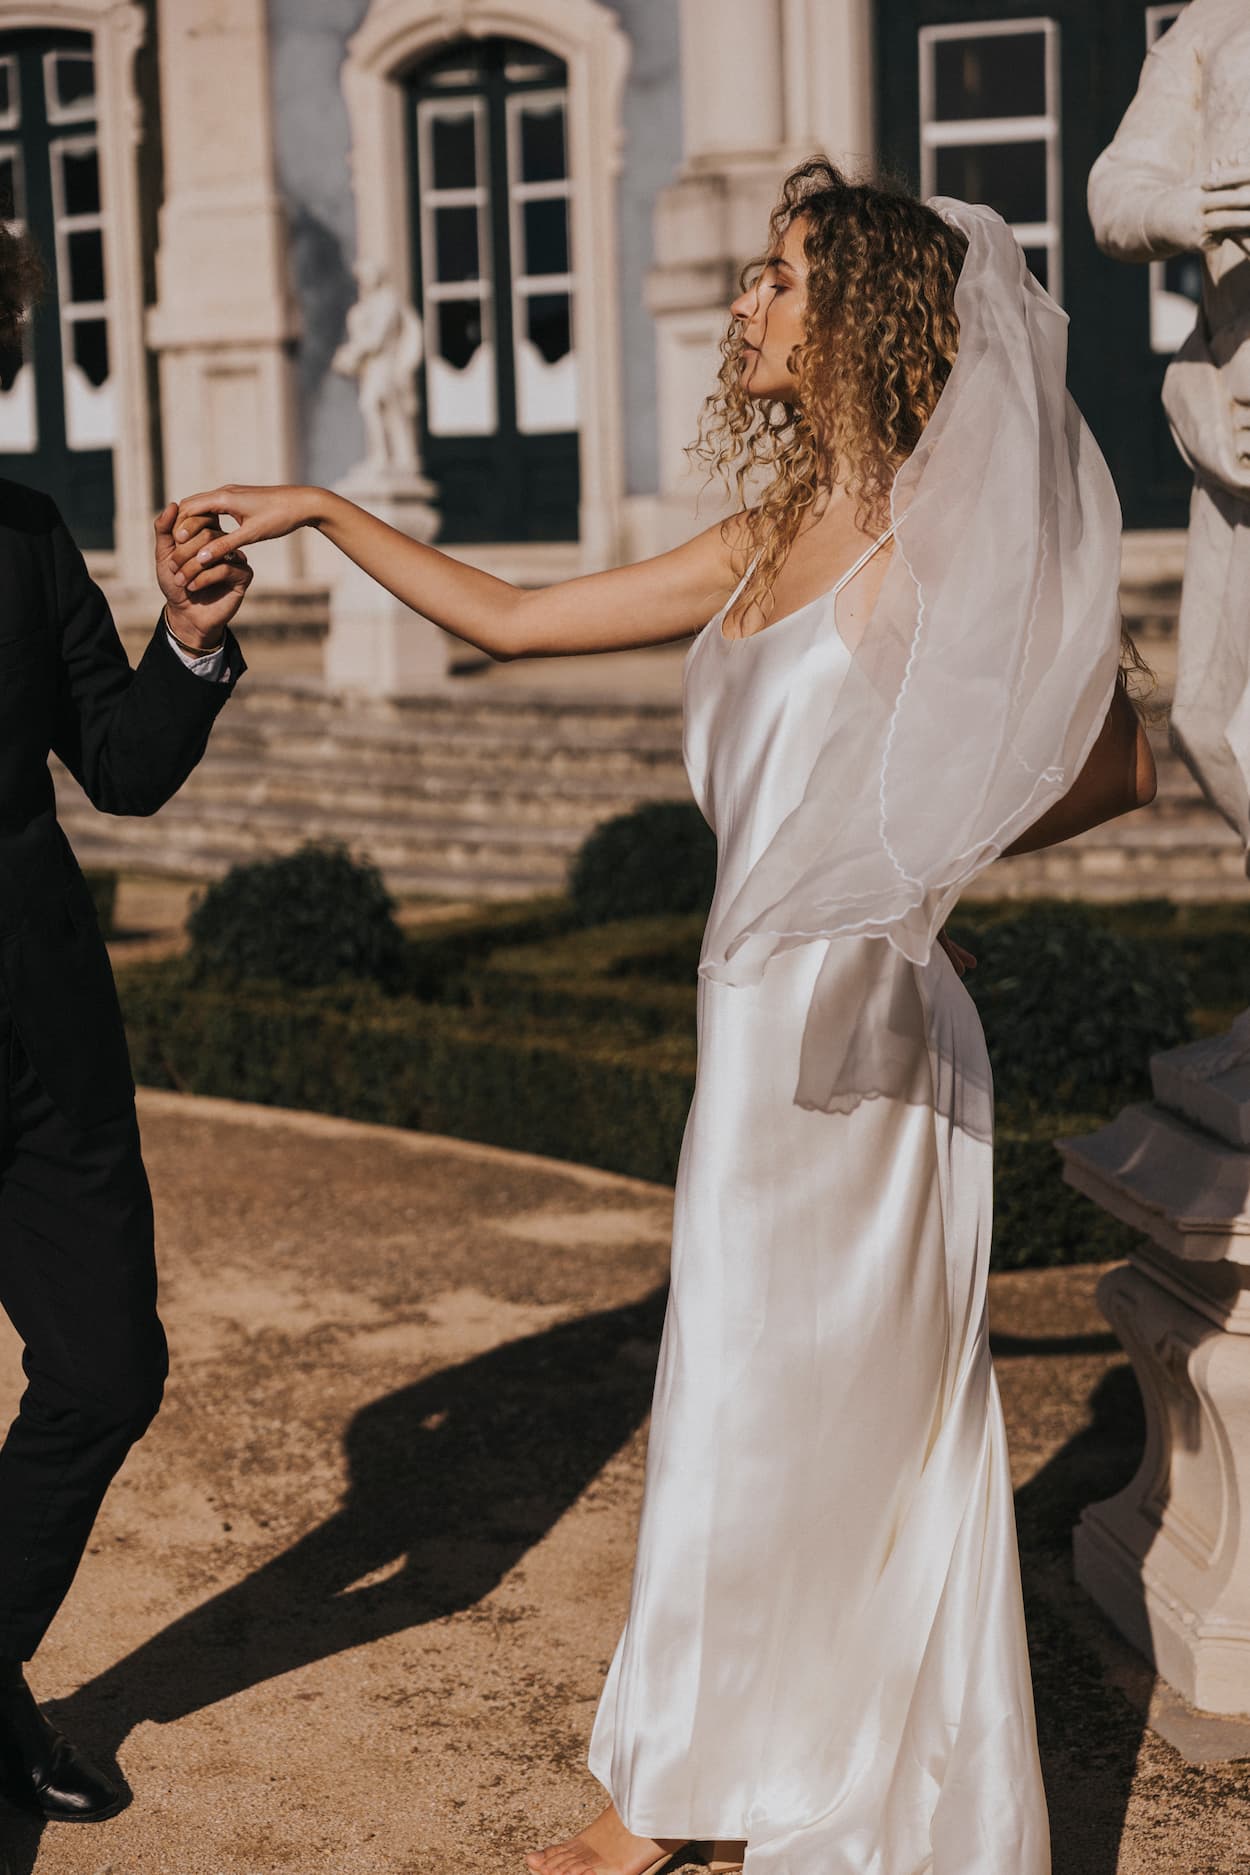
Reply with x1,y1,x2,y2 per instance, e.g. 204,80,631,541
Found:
1003,678,1156,857
170,484,741,659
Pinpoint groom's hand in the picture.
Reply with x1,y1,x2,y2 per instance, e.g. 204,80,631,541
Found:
155,502,252,651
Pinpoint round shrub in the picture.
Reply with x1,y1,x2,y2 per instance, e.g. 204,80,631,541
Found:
570,801,717,925
960,901,1193,1114
187,843,404,989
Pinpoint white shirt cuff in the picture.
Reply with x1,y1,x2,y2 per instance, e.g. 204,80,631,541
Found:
166,625,229,683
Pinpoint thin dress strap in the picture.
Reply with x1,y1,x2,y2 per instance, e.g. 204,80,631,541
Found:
719,549,763,620
717,522,896,633
831,521,897,596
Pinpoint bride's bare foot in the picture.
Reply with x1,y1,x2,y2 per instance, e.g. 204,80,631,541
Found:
524,1803,687,1875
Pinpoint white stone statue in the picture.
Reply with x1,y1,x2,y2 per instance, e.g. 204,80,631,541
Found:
1089,0,1250,846
332,260,426,478
326,260,445,694
1070,0,1250,1723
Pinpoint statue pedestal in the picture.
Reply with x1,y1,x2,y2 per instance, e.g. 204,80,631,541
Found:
1058,1067,1250,1717
325,469,455,695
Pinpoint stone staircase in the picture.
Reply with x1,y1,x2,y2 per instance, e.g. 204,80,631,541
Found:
52,680,693,899
52,643,1248,905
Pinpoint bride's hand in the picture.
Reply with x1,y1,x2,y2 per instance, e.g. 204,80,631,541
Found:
171,483,325,589
937,928,977,978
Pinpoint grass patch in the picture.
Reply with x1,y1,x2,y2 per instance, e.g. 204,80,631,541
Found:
116,896,1250,1270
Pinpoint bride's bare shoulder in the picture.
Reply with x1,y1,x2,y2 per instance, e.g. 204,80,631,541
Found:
684,510,755,593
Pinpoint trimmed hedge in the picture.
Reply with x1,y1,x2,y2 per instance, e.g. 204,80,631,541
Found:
188,843,404,989
958,901,1193,1113
115,897,1248,1272
570,801,717,925
469,914,705,1038
118,962,694,1186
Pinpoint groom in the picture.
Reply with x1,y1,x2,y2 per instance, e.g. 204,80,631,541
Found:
0,483,250,1824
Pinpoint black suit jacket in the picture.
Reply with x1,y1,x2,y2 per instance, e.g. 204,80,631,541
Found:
0,477,244,1128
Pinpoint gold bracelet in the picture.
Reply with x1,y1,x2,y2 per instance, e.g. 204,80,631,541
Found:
163,607,225,660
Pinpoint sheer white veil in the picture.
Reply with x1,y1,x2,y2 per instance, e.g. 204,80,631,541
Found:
699,198,1124,989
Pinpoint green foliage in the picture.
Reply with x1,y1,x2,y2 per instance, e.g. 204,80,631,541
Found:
959,902,1193,1114
570,801,717,925
992,1114,1142,1270
187,843,405,990
470,914,705,1038
394,896,578,1002
116,894,1238,1273
118,961,694,1186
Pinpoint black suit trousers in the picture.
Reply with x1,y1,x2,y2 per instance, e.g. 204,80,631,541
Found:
0,986,166,1660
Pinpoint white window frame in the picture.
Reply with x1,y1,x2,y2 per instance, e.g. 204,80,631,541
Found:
505,86,575,436
342,0,629,570
0,137,24,222
42,45,94,124
0,119,32,453
919,16,1063,303
49,129,113,449
0,53,18,130
1146,3,1195,354
0,2,154,585
416,93,497,435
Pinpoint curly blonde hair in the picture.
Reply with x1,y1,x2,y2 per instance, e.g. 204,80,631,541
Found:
691,156,967,624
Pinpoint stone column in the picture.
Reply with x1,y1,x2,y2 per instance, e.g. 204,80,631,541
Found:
648,0,875,534
148,0,303,583
1060,1042,1250,1716
324,465,454,694
90,1,154,593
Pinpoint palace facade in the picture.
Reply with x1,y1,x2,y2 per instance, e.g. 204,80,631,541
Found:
0,1,1194,610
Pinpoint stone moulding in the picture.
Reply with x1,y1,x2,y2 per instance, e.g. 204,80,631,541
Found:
1060,1102,1250,1718
342,0,630,573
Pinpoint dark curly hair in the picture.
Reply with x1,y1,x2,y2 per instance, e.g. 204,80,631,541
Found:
0,222,44,351
691,156,967,624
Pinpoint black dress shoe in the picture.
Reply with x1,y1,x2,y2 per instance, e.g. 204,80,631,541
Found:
0,1668,125,1823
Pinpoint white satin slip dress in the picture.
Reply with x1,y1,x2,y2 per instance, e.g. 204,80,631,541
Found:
587,529,1051,1875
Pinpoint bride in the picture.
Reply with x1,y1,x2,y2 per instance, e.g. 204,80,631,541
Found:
171,159,1153,1875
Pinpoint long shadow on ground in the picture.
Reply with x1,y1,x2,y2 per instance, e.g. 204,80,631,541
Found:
2,1309,1178,1875
41,1288,668,1789
995,1329,1148,1875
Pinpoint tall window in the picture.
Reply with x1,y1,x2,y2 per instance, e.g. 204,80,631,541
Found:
919,18,1062,298
0,28,114,547
405,37,579,543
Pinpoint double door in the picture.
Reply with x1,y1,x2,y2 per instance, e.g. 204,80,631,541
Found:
0,27,114,547
404,36,580,543
877,1,1195,530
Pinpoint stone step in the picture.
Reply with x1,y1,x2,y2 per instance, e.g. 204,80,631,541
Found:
50,674,1250,906
970,846,1247,902
223,677,686,744
207,721,689,781
78,751,691,827
54,786,582,888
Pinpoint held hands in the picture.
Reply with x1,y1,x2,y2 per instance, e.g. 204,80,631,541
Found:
169,484,324,592
154,501,253,651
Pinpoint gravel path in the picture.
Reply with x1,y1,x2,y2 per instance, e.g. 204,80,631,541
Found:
1,1091,1244,1874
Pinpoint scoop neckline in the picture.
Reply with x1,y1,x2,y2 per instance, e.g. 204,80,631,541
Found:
715,521,896,646
717,583,834,646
